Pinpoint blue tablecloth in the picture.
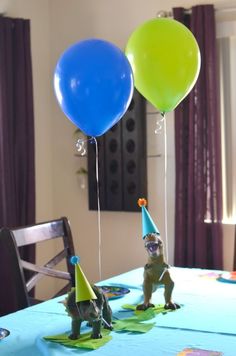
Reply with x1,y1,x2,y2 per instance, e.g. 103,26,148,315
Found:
1,267,236,355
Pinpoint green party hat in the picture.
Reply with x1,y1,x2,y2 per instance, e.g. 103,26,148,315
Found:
70,256,97,302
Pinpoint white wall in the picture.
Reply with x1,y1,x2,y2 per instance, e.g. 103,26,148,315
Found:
1,0,235,298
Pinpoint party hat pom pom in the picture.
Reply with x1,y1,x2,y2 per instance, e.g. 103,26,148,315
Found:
70,255,80,265
138,198,147,207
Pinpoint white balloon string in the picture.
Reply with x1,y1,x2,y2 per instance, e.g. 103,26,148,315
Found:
163,114,169,262
94,137,102,281
155,112,165,134
154,112,169,261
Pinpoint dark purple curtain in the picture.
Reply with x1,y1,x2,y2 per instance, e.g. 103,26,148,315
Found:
0,18,35,260
173,5,223,269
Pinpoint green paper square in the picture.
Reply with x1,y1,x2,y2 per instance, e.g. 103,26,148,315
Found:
44,329,112,350
122,303,172,316
113,319,155,333
135,308,156,320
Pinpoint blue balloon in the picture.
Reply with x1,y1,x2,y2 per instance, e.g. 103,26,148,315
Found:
54,39,134,137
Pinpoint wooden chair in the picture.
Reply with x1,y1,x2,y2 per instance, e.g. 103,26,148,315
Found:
0,217,75,316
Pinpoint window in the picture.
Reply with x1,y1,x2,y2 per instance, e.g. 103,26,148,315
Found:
217,21,236,223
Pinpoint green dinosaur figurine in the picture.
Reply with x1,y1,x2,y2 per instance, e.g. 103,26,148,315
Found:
65,285,113,339
136,233,180,311
136,198,180,311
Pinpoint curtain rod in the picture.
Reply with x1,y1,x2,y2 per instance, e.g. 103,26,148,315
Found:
157,7,236,18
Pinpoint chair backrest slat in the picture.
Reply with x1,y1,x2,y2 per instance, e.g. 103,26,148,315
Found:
21,260,71,280
26,271,44,292
25,249,68,291
13,220,65,247
44,249,67,268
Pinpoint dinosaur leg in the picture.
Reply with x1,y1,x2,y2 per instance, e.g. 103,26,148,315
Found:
162,272,180,310
69,318,82,339
136,278,155,310
91,318,102,339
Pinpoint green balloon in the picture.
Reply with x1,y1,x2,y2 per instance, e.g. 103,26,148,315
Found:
125,18,201,112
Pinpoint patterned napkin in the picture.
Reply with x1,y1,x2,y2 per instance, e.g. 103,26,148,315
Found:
177,347,223,356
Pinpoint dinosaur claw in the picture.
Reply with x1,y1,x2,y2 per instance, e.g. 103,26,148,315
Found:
164,302,180,310
69,334,80,340
136,303,155,310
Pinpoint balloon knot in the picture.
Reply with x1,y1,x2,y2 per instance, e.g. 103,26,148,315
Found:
138,198,147,207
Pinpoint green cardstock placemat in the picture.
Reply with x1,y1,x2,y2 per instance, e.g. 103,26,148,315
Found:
122,303,173,315
113,306,157,333
44,329,112,350
113,319,155,333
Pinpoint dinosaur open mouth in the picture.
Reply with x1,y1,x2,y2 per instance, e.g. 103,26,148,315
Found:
145,242,159,254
